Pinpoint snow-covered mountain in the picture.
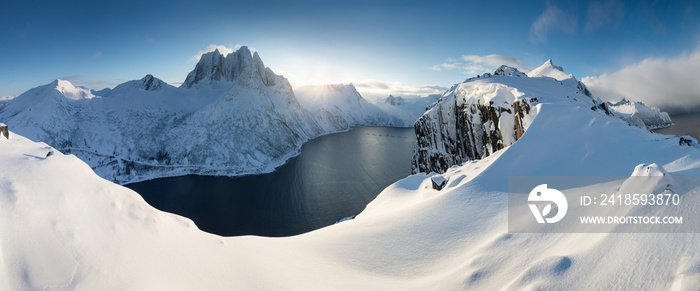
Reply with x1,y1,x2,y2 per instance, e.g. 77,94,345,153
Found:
373,94,440,126
527,58,574,80
102,74,175,97
412,60,672,174
1,78,699,289
606,98,673,130
0,47,425,184
295,84,422,128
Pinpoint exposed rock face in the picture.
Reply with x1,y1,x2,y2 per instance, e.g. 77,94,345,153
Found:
493,65,528,77
182,47,281,88
679,136,693,146
100,74,175,97
0,123,8,139
413,90,535,174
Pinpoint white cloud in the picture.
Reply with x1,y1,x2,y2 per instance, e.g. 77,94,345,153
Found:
584,0,624,32
530,5,577,44
189,44,235,62
582,49,700,113
431,54,529,76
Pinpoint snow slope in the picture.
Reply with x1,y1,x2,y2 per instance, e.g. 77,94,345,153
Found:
0,47,424,184
2,86,700,289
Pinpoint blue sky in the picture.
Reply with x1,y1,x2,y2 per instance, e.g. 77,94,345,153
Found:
1,0,699,102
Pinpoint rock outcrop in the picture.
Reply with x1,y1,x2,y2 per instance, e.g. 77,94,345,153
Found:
0,123,8,139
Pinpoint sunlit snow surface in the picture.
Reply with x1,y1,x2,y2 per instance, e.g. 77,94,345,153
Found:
2,89,700,289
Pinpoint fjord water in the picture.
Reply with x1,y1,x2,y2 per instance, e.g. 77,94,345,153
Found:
126,127,416,237
654,112,700,139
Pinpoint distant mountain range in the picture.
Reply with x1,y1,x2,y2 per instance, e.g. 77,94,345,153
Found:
0,47,433,184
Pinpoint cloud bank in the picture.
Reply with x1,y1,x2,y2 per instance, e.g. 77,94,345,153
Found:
582,50,700,114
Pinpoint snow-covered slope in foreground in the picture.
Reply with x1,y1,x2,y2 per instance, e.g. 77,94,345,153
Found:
2,87,700,289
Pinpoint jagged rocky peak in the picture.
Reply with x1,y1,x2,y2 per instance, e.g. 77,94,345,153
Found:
182,46,282,89
493,65,527,77
384,95,405,106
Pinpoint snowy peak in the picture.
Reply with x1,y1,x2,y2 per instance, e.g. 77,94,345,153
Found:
106,75,173,97
139,74,170,91
528,59,573,81
51,79,96,100
606,98,673,130
493,65,527,77
384,95,405,106
182,46,281,89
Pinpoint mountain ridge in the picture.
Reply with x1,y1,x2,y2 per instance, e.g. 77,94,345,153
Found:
0,47,423,183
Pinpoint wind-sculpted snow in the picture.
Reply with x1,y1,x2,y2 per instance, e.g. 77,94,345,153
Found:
0,47,425,184
412,61,673,174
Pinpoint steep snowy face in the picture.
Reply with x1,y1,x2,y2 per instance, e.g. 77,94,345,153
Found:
182,47,283,89
528,59,574,81
607,98,673,130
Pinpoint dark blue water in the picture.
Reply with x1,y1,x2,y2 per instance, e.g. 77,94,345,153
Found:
654,113,700,140
125,127,416,237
